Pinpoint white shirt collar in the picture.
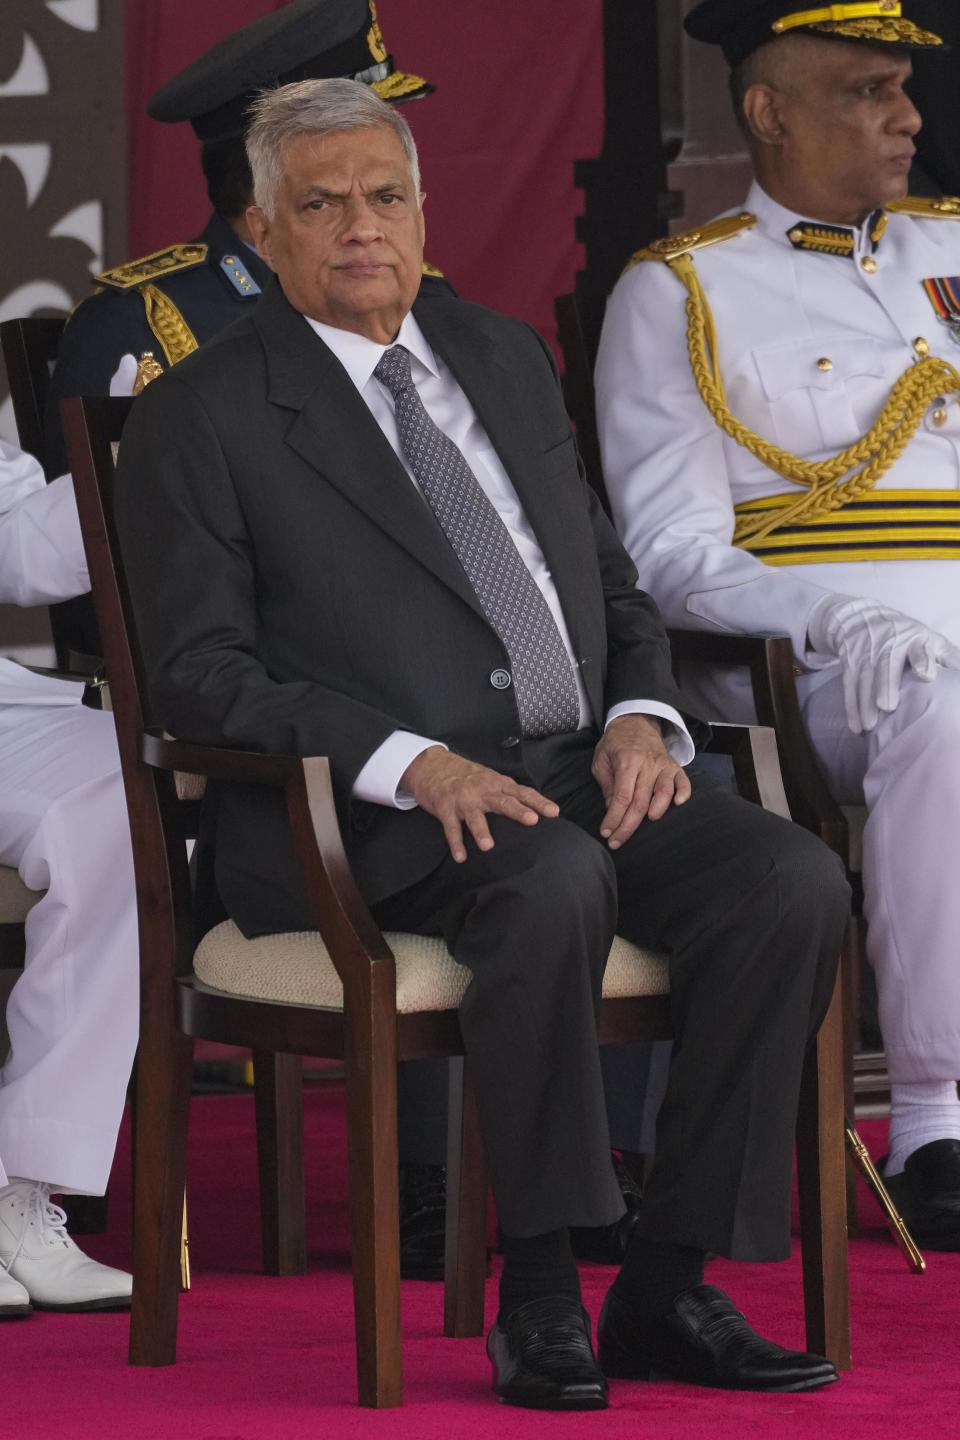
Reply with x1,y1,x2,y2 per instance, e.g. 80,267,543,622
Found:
304,310,440,394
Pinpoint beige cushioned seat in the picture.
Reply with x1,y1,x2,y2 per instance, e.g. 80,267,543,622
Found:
0,866,43,923
194,923,669,1014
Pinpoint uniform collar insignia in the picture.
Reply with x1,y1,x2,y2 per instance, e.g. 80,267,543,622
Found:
786,209,887,258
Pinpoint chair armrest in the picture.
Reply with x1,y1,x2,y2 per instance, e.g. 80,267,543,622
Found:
666,628,847,860
140,729,395,991
705,722,789,820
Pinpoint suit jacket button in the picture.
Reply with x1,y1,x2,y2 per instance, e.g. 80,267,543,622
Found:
490,668,512,690
500,734,520,749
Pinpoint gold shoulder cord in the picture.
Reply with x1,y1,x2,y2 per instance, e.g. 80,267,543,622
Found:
662,250,960,548
140,283,200,368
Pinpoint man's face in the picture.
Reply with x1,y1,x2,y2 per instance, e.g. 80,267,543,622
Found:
763,41,922,221
247,126,425,343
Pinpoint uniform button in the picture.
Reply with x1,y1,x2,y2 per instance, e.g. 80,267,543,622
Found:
490,668,512,690
500,735,520,749
914,337,930,356
861,256,878,274
817,357,834,372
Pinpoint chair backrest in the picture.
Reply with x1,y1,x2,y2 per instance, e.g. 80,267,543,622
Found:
554,292,609,514
0,317,65,473
60,394,196,979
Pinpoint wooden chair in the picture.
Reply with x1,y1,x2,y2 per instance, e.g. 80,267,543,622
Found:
63,391,851,1404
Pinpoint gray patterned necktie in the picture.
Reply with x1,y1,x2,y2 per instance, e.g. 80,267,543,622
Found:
374,344,581,738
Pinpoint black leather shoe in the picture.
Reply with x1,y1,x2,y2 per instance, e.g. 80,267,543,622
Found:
487,1295,609,1410
570,1151,645,1264
398,1162,492,1281
597,1284,838,1392
399,1162,447,1281
883,1140,960,1250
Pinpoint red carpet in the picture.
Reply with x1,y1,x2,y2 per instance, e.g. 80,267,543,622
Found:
5,1083,957,1438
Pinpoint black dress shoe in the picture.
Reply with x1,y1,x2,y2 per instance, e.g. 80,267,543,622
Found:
570,1151,645,1264
487,1295,609,1410
597,1284,838,1392
398,1162,447,1281
883,1140,960,1250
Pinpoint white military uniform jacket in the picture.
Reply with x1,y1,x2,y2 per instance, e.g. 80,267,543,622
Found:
0,439,87,697
597,181,960,684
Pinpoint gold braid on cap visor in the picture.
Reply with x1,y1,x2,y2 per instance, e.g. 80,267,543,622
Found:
772,3,943,44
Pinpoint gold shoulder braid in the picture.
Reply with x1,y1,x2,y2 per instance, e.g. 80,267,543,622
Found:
623,214,757,273
887,195,960,219
95,244,207,291
656,243,960,552
140,284,200,367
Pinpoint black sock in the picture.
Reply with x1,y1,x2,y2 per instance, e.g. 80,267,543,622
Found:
498,1228,581,1323
612,1234,706,1319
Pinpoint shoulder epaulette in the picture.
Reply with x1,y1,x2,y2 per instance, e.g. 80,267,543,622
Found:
623,213,757,273
95,243,209,292
887,195,960,219
421,260,444,277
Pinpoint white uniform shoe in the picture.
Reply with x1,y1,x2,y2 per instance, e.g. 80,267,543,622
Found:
0,1265,31,1318
0,1180,131,1311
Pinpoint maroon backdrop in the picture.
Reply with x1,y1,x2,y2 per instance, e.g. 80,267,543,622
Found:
123,0,604,351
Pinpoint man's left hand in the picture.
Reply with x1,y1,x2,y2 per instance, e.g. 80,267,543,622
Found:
593,713,692,850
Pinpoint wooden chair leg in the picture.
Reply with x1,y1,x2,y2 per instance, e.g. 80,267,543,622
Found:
841,919,861,1234
343,991,402,1408
444,1057,488,1339
796,972,851,1372
252,1051,306,1276
128,1015,194,1367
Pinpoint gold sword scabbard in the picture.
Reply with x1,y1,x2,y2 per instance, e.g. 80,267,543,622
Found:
845,1123,925,1273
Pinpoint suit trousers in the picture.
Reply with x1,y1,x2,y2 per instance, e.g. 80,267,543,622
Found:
373,731,848,1256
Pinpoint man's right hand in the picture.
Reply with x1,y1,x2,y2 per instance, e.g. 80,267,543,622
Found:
400,747,560,863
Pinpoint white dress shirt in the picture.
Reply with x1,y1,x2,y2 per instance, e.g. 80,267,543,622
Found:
304,312,693,807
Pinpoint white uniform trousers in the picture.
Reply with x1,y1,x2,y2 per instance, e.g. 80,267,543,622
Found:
801,666,960,1085
0,701,137,1193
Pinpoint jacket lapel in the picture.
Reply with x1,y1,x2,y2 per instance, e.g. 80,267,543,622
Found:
252,282,486,621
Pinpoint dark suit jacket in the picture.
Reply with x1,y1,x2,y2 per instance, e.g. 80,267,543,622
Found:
115,278,700,933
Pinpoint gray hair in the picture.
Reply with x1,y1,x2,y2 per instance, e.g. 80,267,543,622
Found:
245,77,421,218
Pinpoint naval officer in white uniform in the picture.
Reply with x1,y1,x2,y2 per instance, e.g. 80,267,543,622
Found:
0,434,135,1316
597,0,960,1247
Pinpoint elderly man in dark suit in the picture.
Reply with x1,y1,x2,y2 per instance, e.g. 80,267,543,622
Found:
115,77,848,1408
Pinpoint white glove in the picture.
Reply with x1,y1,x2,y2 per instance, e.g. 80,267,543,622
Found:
109,353,139,397
807,593,960,734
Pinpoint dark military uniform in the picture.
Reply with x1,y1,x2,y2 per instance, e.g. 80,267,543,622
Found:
45,213,271,476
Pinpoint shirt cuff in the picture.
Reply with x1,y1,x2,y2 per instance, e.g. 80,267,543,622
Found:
353,731,448,810
604,701,696,767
